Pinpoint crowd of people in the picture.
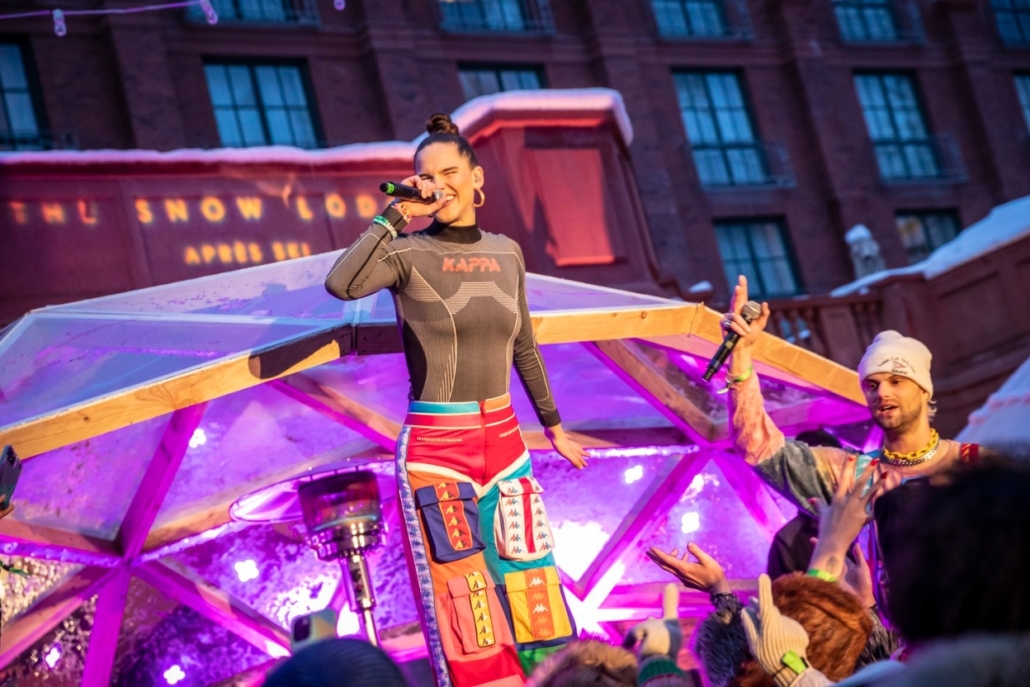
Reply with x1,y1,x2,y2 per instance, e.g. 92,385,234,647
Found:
262,273,1029,687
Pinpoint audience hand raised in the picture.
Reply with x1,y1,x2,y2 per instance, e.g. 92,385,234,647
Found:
646,542,731,596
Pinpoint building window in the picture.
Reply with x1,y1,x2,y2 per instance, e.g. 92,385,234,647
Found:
715,219,801,298
437,0,554,34
854,73,940,181
458,65,543,100
833,0,898,41
188,0,319,24
651,0,727,37
204,62,319,148
675,71,780,187
0,43,45,150
1016,75,1030,132
895,211,960,264
991,0,1030,46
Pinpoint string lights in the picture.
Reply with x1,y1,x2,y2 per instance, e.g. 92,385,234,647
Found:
0,0,346,36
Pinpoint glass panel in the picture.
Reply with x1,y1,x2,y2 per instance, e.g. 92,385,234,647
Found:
204,64,233,107
237,108,267,145
522,273,682,311
715,220,798,297
227,66,257,106
4,596,95,683
214,108,243,146
289,108,317,147
265,108,292,144
2,560,83,628
255,66,284,106
0,44,28,89
11,415,167,538
5,92,37,133
1015,75,1030,130
278,67,307,106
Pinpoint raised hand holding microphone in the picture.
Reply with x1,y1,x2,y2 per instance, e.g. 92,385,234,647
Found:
383,175,448,219
719,275,771,383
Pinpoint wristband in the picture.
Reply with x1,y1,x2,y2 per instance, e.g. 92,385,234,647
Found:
781,650,808,675
806,568,838,583
717,364,753,394
372,214,398,239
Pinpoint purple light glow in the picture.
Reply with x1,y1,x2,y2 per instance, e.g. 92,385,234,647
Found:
163,664,186,685
234,559,259,582
44,644,61,668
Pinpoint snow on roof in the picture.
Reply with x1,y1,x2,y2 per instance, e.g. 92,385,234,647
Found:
957,353,1030,446
0,88,632,167
832,194,1030,296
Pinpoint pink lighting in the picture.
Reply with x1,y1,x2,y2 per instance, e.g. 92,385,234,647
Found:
43,645,61,668
163,664,186,685
552,520,609,579
680,511,701,534
336,605,361,636
188,427,206,449
623,465,644,484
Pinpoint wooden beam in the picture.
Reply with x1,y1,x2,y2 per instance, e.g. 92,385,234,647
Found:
0,324,354,460
532,305,697,346
119,404,208,559
272,374,400,452
0,566,116,670
135,559,290,656
80,567,130,687
586,340,720,444
0,518,121,567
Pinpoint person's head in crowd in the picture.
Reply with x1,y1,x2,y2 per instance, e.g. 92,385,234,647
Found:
875,451,1030,643
693,574,872,687
262,638,409,687
526,640,638,687
857,331,936,434
794,429,843,450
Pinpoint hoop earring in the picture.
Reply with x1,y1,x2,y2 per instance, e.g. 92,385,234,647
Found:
473,188,485,208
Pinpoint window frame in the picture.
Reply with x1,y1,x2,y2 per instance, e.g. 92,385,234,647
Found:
649,0,732,39
853,71,941,181
832,0,901,42
1015,73,1030,133
202,59,324,149
436,0,554,35
990,0,1030,47
457,63,546,100
894,209,961,264
187,0,320,25
713,217,804,299
0,39,51,150
673,69,774,188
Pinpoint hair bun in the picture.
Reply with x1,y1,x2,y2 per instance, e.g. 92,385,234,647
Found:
426,113,460,136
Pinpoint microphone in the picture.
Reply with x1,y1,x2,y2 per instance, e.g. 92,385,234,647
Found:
380,181,443,204
702,300,762,382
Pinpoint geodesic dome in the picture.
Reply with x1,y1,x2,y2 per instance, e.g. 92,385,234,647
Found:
0,253,869,686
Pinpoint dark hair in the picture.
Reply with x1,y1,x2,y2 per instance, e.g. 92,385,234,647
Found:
526,640,637,687
415,113,479,168
263,638,409,687
875,453,1030,642
794,429,843,449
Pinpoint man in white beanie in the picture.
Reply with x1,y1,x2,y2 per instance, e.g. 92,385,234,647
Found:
650,276,985,589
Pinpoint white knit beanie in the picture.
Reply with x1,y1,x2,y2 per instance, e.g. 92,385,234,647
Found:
857,330,933,396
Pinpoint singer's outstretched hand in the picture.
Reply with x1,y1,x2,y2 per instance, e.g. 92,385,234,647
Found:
390,175,448,219
722,276,771,351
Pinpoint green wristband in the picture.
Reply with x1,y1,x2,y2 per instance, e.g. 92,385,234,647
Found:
717,364,754,394
806,568,838,583
781,650,808,675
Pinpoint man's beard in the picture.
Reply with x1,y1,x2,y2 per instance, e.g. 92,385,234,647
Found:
872,402,923,436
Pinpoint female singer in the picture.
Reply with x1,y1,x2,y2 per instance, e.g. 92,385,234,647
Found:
325,113,585,687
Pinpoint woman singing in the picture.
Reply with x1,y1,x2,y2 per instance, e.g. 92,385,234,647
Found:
325,113,586,687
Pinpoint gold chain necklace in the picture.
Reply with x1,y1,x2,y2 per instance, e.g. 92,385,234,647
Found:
880,428,941,467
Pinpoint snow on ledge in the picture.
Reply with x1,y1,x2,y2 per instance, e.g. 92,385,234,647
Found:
957,353,1030,444
0,88,632,167
832,194,1030,296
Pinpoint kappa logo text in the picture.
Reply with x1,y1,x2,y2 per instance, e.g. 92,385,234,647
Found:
443,257,502,273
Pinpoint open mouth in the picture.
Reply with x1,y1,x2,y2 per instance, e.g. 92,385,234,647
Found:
876,404,898,416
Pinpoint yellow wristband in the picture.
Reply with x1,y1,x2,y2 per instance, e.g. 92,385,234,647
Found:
717,365,753,394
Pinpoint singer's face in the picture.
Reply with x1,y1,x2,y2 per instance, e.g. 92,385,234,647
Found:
863,373,929,432
415,142,483,225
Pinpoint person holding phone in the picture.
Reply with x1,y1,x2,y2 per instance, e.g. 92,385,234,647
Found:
325,114,585,687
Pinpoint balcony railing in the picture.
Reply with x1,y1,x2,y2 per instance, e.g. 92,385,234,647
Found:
0,130,77,152
186,0,319,25
687,139,796,189
650,0,753,40
833,0,924,44
436,0,555,35
766,293,885,368
874,133,966,184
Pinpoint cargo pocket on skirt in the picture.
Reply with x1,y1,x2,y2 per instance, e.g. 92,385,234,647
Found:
494,477,555,561
502,566,574,644
415,481,485,563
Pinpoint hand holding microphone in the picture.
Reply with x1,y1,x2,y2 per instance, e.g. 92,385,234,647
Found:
704,276,771,382
381,176,447,218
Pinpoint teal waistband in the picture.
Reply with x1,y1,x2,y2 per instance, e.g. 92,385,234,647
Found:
408,400,481,415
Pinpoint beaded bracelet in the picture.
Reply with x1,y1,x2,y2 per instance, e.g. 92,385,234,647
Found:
372,214,398,239
806,568,838,583
717,364,754,394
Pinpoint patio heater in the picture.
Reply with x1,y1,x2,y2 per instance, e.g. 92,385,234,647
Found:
230,461,391,647
298,471,383,646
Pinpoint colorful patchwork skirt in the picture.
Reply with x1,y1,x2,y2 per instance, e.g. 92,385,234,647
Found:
396,395,577,687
